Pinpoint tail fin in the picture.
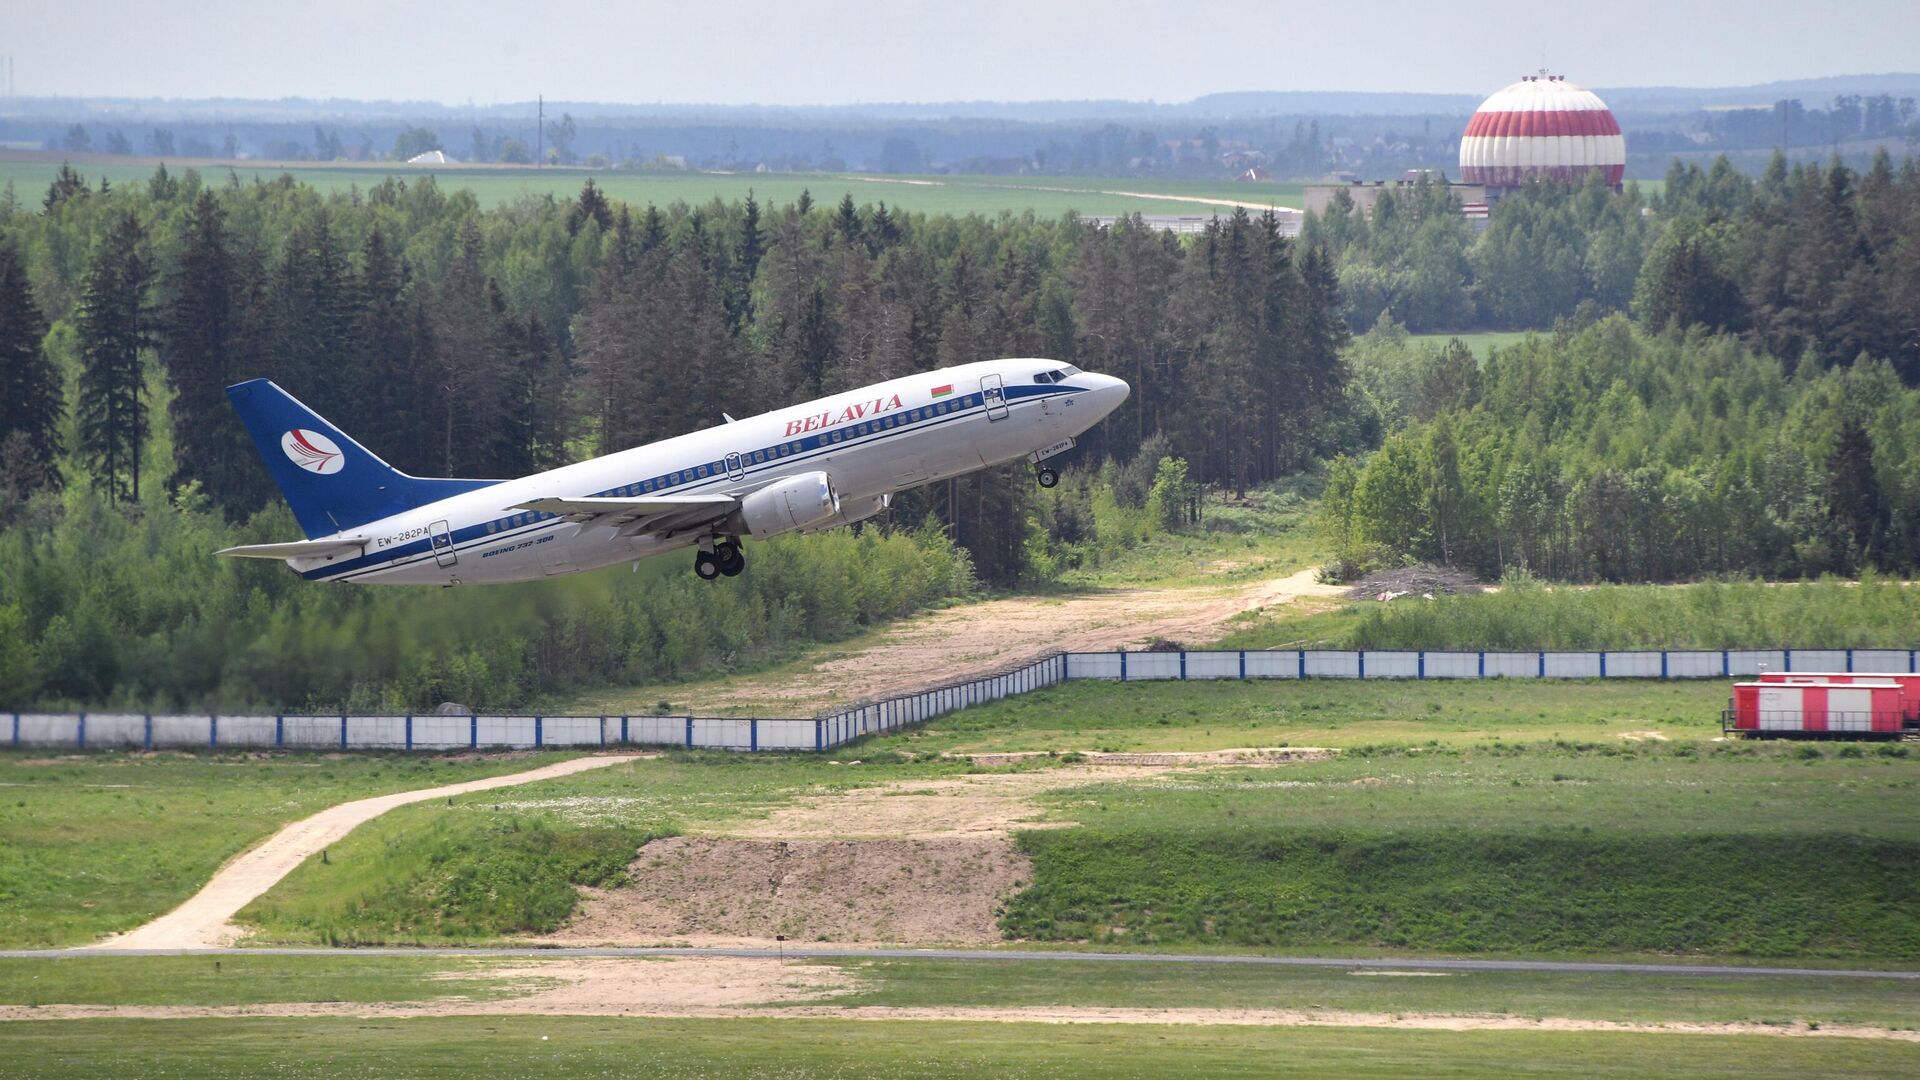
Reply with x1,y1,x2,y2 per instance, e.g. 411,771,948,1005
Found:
226,379,497,538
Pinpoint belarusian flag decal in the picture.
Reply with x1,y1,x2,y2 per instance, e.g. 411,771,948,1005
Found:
931,384,954,398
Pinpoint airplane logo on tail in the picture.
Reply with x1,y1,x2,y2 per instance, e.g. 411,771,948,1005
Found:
281,429,344,474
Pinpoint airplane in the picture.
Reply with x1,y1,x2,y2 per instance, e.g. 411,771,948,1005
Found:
217,359,1130,585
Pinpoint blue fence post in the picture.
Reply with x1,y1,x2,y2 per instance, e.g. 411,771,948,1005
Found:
1661,651,1669,679
1911,650,1917,674
1119,651,1128,681
1239,650,1247,680
210,714,218,749
620,716,629,744
1418,651,1426,679
1538,651,1546,677
10,712,17,747
1722,650,1730,677
1179,651,1188,680
77,713,85,749
1358,652,1365,679
145,714,154,750
1478,651,1485,678
404,715,413,751
814,719,823,752
274,716,283,748
685,716,695,749
470,715,478,749
1847,648,1854,673
1297,649,1306,679
750,719,758,752
1784,648,1793,672
340,715,348,750
534,716,543,748
1599,653,1607,679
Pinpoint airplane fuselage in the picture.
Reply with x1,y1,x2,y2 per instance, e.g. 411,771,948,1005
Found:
284,359,1126,585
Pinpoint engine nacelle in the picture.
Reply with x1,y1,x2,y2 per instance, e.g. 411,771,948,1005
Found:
737,471,840,536
796,493,892,534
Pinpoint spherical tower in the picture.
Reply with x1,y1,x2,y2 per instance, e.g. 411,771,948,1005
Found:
1458,73,1625,193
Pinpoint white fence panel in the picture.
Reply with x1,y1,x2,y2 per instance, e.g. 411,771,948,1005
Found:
280,716,339,748
1789,650,1847,672
412,715,472,749
1303,651,1360,678
348,716,407,749
1243,651,1299,678
1726,651,1785,677
758,720,817,750
542,717,602,747
1068,653,1123,680
623,716,685,747
477,716,537,748
1424,652,1479,678
1605,652,1664,678
1365,652,1420,678
1185,652,1242,680
151,715,213,747
220,716,279,747
1544,652,1601,678
1482,652,1539,678
1124,653,1182,680
86,713,148,747
1668,652,1724,678
16,714,77,747
693,717,751,750
1853,650,1913,674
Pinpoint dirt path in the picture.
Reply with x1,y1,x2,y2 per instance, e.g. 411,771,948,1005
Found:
5,957,1914,1041
90,755,644,951
601,567,1342,715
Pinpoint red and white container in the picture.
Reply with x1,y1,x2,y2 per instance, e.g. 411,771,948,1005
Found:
1731,681,1905,733
1759,672,1920,722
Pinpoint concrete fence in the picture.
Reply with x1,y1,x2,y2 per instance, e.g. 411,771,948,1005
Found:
10,647,1912,754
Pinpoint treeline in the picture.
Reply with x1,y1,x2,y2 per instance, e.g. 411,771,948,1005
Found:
1,164,1350,580
1327,316,1920,582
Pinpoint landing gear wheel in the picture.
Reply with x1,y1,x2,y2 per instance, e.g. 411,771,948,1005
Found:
716,541,746,577
1036,466,1060,489
694,550,721,580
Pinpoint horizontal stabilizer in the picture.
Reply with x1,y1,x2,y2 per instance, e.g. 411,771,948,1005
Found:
216,537,369,562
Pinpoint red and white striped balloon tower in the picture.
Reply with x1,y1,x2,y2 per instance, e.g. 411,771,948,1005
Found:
1458,72,1626,192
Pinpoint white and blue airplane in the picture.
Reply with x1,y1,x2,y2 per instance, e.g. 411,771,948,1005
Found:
219,359,1129,585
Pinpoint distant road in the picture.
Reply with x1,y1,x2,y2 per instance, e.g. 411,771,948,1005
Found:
12,945,1916,979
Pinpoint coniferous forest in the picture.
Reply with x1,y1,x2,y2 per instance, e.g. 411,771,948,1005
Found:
3,149,1920,709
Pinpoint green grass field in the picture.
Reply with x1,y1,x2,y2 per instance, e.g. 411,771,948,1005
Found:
0,158,1294,218
0,751,577,948
892,677,1730,753
1,1016,1912,1078
0,954,519,1007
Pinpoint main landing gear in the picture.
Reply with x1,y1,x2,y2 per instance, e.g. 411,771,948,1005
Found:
1035,466,1060,489
695,536,746,580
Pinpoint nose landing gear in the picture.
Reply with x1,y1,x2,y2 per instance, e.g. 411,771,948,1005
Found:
1035,466,1059,489
696,536,747,580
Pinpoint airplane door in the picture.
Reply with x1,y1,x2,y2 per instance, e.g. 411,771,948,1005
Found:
429,520,457,567
981,373,1008,422
725,452,745,481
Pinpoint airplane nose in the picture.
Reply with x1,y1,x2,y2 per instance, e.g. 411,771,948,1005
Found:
1088,372,1130,415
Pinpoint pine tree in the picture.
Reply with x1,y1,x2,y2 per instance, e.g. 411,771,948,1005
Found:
43,163,87,212
1827,414,1884,569
159,190,264,513
75,212,153,503
569,178,613,236
0,239,65,496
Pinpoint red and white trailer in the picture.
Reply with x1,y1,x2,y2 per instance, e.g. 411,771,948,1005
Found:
1728,681,1906,735
1758,672,1920,723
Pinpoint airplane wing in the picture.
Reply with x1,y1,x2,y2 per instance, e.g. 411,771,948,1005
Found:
511,494,738,535
216,537,370,562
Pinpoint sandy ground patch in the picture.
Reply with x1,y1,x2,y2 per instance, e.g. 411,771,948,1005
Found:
5,956,1916,1041
594,567,1342,715
549,837,1027,947
90,754,647,951
960,748,1334,768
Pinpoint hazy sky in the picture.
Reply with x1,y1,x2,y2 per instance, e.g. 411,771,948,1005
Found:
10,0,1920,104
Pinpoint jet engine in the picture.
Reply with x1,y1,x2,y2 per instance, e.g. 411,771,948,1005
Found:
737,471,840,536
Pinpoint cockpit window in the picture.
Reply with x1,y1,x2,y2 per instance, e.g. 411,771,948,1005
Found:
1034,371,1055,384
1059,365,1080,377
